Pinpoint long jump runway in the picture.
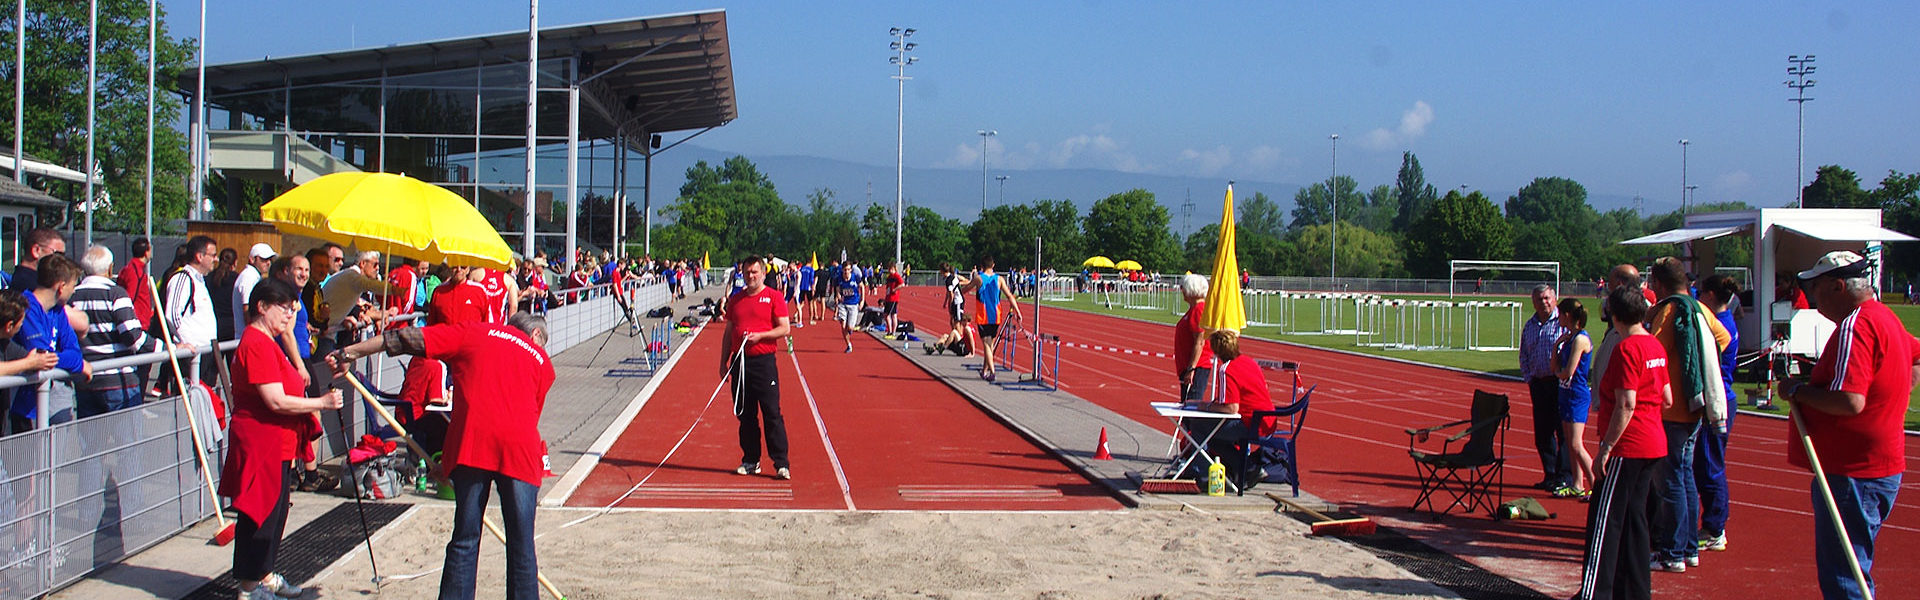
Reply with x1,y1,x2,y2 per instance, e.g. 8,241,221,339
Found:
894,287,1917,599
566,310,1122,512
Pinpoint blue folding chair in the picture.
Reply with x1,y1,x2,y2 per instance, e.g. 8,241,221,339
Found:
1237,385,1314,496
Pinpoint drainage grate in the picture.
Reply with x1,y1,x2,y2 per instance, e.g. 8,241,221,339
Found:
1280,513,1550,600
181,503,412,600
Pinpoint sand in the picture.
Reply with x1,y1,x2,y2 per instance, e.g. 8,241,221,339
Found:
307,505,1459,599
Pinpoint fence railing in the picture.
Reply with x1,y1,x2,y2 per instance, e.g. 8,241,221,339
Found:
0,280,668,598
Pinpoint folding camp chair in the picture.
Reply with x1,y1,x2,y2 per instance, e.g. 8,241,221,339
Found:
1405,390,1509,516
1237,385,1313,496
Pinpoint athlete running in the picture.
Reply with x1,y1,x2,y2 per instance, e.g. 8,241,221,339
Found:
835,261,864,353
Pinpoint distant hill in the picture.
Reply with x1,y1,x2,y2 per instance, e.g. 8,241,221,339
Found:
626,145,1664,237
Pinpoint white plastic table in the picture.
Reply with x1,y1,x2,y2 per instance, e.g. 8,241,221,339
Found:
1150,401,1242,492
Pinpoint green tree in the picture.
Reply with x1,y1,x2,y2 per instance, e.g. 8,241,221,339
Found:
1030,199,1085,270
1237,191,1287,238
968,204,1039,268
856,203,892,263
1391,151,1439,232
1183,223,1296,277
659,156,796,262
901,205,969,270
799,188,859,262
1404,191,1511,277
1356,184,1397,232
1870,170,1920,284
1505,177,1603,276
1290,222,1403,278
1288,175,1364,231
0,1,197,231
1802,165,1873,209
1083,189,1179,271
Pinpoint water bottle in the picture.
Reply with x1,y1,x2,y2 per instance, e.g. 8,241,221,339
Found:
1206,460,1227,497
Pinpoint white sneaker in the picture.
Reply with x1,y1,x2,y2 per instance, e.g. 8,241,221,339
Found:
776,467,791,480
262,573,304,598
1699,532,1728,552
1684,555,1699,568
1652,560,1685,573
735,462,760,476
241,584,279,600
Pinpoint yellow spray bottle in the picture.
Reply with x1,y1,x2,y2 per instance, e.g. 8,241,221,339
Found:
1207,458,1227,497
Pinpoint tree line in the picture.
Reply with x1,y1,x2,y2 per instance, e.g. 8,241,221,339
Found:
650,154,1920,282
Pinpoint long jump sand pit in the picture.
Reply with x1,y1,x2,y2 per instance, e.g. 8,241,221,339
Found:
313,506,1458,599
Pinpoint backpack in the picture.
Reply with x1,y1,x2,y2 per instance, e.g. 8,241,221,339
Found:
1497,497,1554,520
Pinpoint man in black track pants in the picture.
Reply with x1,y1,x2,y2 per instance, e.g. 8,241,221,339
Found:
721,255,794,480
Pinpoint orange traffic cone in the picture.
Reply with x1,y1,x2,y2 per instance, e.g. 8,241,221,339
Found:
1093,427,1113,460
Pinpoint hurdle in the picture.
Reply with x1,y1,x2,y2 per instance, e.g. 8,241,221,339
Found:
1040,276,1075,302
1121,280,1161,311
1015,331,1063,390
1245,289,1275,326
1355,296,1398,348
1462,300,1521,351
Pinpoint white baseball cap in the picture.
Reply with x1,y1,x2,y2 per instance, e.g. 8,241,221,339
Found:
1796,250,1869,281
249,243,277,260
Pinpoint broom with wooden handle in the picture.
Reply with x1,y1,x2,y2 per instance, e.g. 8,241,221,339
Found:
338,367,567,600
1266,493,1376,536
1791,404,1875,599
149,277,235,546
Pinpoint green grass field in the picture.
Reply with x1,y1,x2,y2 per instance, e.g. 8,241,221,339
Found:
1035,288,1920,429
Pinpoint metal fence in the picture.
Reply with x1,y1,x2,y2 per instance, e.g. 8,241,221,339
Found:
0,280,666,599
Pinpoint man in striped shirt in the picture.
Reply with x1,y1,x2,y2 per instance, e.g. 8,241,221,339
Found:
73,246,169,418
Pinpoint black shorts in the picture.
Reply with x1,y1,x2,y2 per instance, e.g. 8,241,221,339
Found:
946,302,965,324
799,289,815,301
882,300,898,316
978,323,1000,339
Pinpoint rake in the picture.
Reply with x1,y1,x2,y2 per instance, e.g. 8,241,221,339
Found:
1266,493,1376,536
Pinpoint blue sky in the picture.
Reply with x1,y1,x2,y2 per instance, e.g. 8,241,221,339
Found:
181,1,1918,213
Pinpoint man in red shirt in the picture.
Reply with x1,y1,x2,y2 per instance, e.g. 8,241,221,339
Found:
475,267,518,324
115,237,156,327
1578,286,1671,600
384,258,420,330
429,265,488,327
883,264,905,338
1172,274,1215,402
333,312,554,600
1780,251,1917,600
721,255,793,479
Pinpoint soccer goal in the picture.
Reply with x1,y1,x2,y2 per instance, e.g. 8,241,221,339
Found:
1448,260,1560,298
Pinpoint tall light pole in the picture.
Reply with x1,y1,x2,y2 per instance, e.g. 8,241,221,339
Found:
995,174,1009,206
1679,139,1690,214
890,27,917,268
1686,185,1699,208
1786,55,1815,208
977,129,996,213
1329,133,1339,281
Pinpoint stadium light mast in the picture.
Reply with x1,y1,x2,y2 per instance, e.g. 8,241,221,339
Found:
1786,55,1815,208
1679,139,1689,214
996,174,1009,206
890,27,918,269
1329,133,1339,281
977,129,996,213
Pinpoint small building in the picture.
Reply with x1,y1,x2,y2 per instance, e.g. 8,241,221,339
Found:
0,176,68,269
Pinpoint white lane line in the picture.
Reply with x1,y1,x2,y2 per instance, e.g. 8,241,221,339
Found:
544,321,709,506
788,349,857,510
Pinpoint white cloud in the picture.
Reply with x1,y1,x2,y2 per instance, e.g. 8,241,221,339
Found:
1179,145,1233,176
1245,145,1283,169
1358,101,1436,151
938,130,1152,173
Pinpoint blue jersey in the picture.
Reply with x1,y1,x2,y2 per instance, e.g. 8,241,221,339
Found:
976,272,1004,324
1557,330,1591,405
798,265,815,290
838,268,863,306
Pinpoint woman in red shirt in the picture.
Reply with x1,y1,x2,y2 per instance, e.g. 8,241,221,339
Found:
1576,286,1672,600
1196,330,1278,483
219,279,344,599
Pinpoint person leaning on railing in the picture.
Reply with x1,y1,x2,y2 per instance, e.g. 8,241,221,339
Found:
72,246,168,419
0,291,63,425
7,254,91,432
219,278,344,600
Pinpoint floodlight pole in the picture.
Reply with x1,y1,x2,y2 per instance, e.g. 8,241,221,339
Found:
996,175,1009,206
1329,133,1339,282
890,27,918,269
978,129,996,212
1786,55,1815,208
146,0,155,263
12,0,23,183
1679,139,1689,214
190,0,205,219
524,0,539,261
84,0,95,242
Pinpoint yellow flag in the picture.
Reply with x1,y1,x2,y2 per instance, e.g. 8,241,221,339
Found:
810,252,819,269
702,251,710,273
1200,184,1246,332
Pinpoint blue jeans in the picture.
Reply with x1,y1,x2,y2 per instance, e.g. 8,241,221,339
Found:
1653,420,1700,562
439,467,540,600
1693,410,1732,536
77,386,145,419
1813,473,1900,600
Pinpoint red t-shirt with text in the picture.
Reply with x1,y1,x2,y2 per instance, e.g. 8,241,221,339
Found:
1173,300,1217,378
725,286,788,357
477,268,510,323
1792,300,1918,477
1595,333,1670,459
424,322,555,485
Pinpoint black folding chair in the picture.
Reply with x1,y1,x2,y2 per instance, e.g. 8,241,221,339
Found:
1237,386,1313,496
1405,390,1509,516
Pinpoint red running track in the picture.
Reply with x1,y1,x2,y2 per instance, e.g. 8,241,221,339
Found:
894,286,1919,599
566,311,1122,511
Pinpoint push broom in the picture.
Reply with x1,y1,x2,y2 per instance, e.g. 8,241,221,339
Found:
1792,405,1875,599
1266,492,1376,536
150,278,235,546
338,368,568,600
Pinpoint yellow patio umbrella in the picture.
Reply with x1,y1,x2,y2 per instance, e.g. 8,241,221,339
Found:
1200,184,1246,332
1114,259,1143,271
260,172,513,270
1083,256,1115,269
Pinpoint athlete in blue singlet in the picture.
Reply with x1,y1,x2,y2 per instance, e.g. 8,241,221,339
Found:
836,262,864,353
961,257,1021,381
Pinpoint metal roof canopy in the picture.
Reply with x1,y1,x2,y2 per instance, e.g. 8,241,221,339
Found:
1619,224,1750,245
182,10,735,142
1776,221,1918,242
